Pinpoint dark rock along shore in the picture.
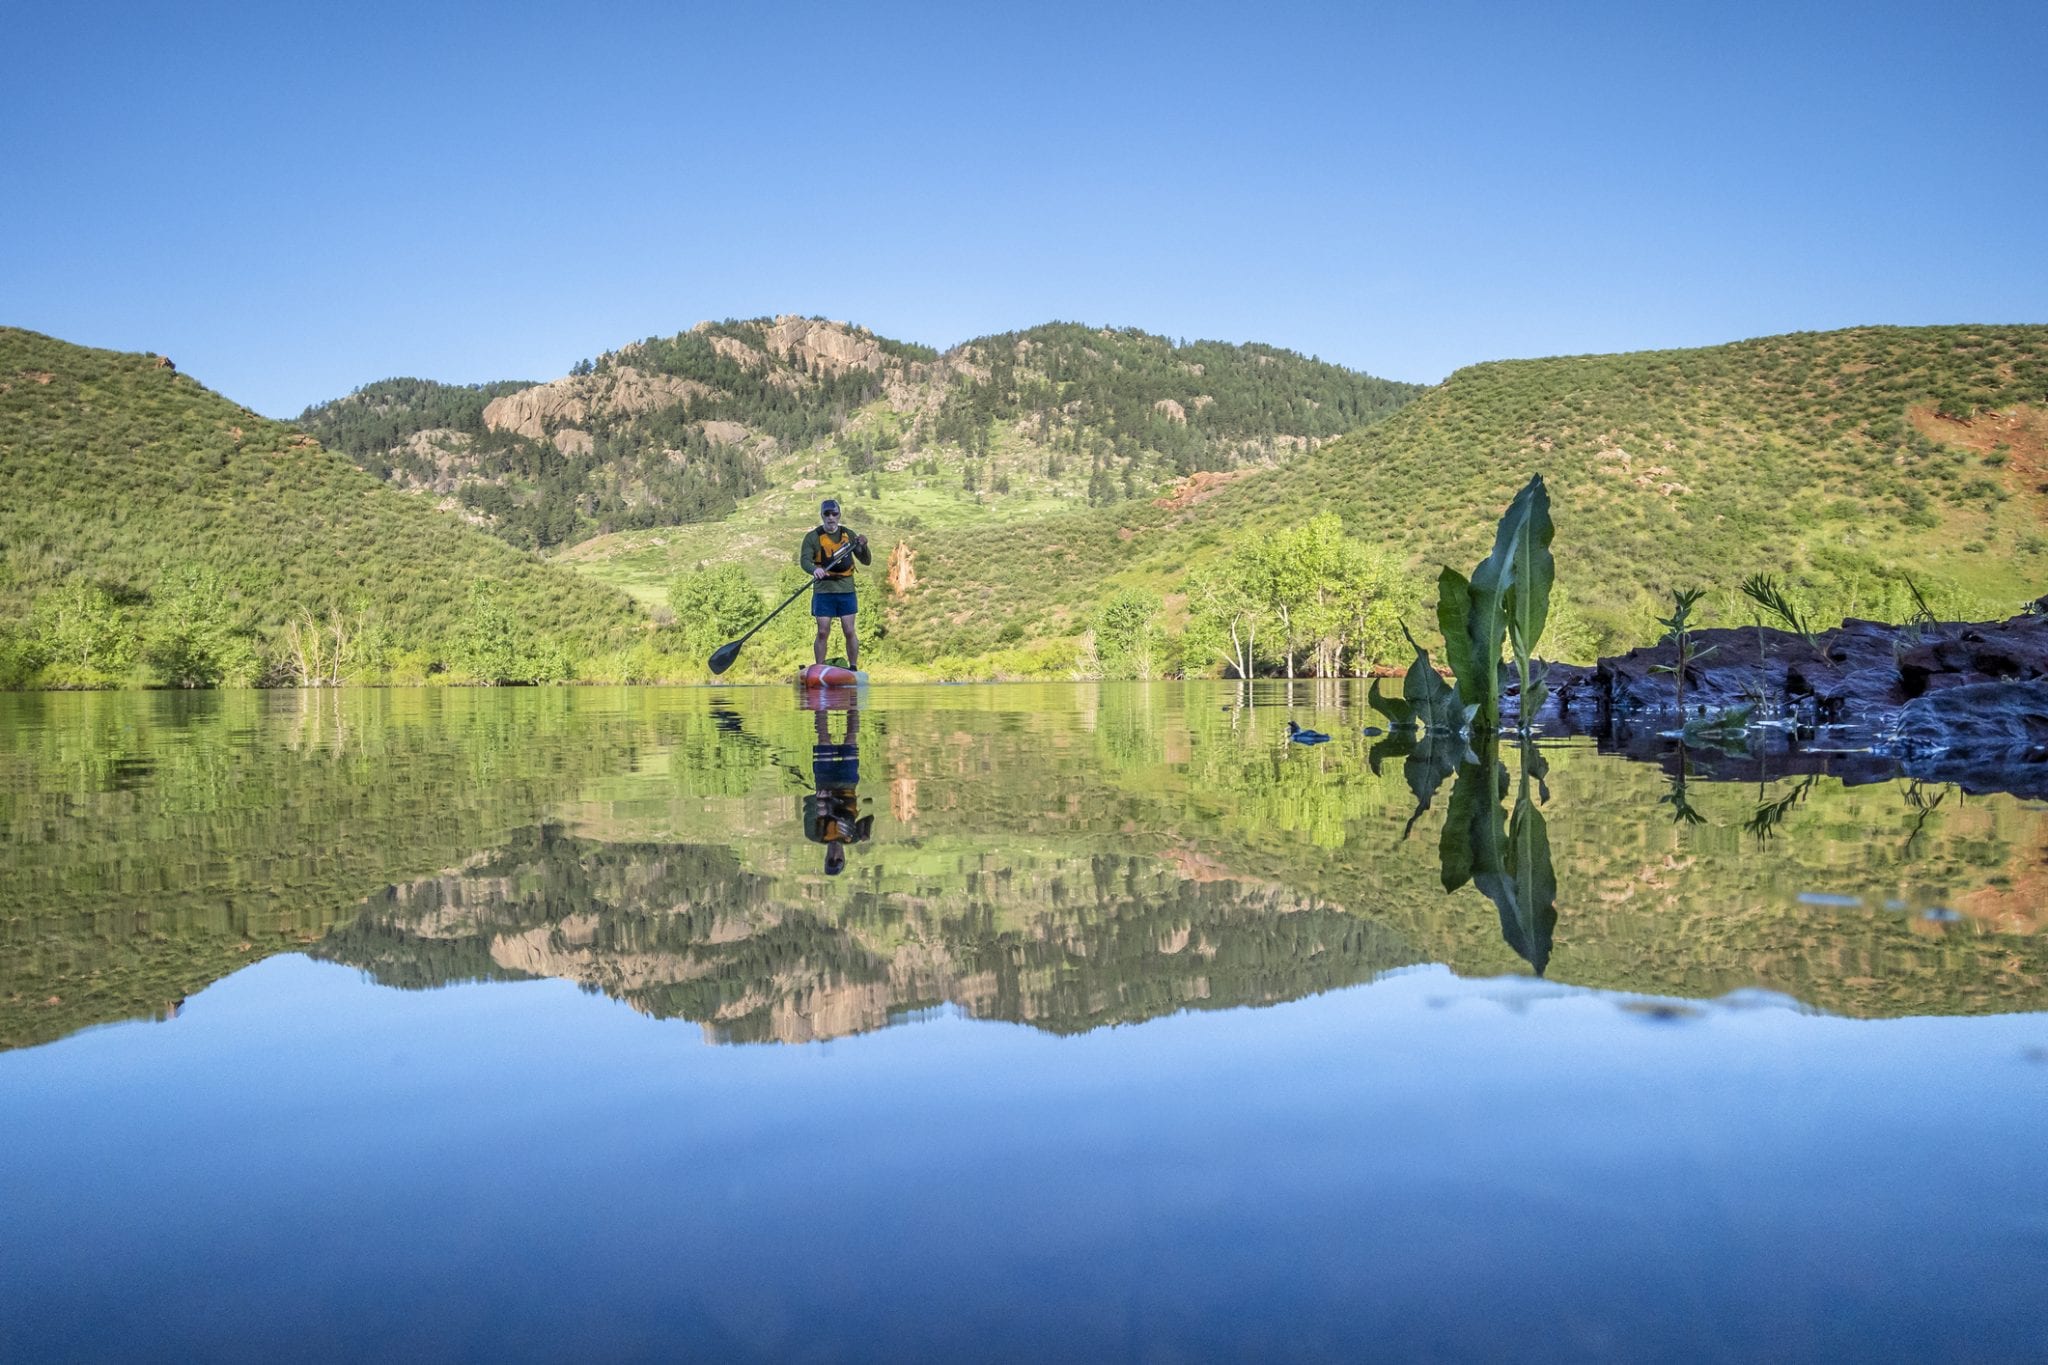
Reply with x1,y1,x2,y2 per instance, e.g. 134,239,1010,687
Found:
1510,611,2048,799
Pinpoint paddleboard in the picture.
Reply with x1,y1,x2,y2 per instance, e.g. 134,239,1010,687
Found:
800,664,866,687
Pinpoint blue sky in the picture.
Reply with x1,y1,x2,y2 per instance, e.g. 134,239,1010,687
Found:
5,0,2043,417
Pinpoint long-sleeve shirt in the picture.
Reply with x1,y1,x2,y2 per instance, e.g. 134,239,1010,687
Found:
797,524,871,594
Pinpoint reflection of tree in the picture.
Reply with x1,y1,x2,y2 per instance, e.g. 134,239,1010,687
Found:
1900,780,1947,856
1438,737,1557,976
1179,710,1388,850
1094,683,1164,775
0,691,650,1050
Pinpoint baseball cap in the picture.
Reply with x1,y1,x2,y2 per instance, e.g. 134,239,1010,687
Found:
820,498,841,514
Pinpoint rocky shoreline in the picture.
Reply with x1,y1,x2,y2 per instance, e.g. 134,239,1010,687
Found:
1514,610,2048,798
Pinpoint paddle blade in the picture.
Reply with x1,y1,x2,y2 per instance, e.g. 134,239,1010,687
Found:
707,640,742,675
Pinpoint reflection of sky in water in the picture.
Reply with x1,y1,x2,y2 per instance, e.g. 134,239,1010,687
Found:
3,955,2044,1362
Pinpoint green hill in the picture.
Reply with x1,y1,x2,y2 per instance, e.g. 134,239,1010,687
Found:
0,328,641,687
870,324,2048,668
299,316,1423,559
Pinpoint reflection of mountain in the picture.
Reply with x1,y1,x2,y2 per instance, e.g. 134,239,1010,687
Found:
12,683,2048,1054
312,826,1415,1044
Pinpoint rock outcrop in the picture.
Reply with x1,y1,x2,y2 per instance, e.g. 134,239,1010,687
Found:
887,540,917,595
689,315,891,378
481,365,711,440
1528,612,2048,734
1510,610,2048,796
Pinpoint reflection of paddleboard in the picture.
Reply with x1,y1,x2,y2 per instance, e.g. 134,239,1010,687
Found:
800,664,866,687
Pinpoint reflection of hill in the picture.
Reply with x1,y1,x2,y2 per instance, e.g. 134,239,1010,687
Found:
312,826,1414,1044
10,682,2048,1053
0,690,658,1049
1070,691,2048,1019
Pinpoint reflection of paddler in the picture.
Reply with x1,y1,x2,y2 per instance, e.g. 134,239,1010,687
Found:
803,705,871,875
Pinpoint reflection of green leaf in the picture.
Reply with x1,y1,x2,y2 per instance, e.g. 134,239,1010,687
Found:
1367,729,1412,777
1439,738,1556,974
1376,727,1474,839
1438,746,1506,892
1486,791,1556,976
1368,677,1414,729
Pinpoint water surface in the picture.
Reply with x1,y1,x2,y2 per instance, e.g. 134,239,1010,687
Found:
3,684,2045,1361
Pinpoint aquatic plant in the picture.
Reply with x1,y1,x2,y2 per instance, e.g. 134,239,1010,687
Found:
1369,624,1472,734
1435,475,1554,734
1682,704,1754,747
1652,587,1717,717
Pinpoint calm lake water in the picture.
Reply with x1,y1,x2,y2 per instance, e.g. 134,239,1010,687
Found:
3,683,2045,1362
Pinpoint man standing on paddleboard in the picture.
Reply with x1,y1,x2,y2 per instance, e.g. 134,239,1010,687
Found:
798,498,871,669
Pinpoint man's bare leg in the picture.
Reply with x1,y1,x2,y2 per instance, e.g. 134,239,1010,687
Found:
841,615,859,670
815,616,831,665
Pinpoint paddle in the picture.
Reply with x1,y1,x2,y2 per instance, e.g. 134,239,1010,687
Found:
707,536,860,676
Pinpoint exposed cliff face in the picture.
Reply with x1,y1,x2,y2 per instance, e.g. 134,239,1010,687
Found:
764,315,890,376
480,366,711,441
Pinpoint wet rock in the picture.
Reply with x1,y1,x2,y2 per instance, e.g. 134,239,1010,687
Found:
1522,611,2048,739
1890,680,2048,755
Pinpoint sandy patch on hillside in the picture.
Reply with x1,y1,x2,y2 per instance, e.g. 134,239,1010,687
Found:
1154,468,1258,510
1911,403,2048,509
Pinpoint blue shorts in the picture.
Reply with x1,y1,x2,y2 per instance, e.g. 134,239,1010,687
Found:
811,592,857,619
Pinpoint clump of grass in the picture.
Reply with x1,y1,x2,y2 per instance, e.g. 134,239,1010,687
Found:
1741,573,1826,660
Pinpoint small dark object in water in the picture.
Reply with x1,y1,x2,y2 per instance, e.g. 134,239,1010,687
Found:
1618,1000,1704,1023
1361,725,1385,737
1286,721,1331,744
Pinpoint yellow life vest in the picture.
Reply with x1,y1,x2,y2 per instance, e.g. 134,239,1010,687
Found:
814,526,855,580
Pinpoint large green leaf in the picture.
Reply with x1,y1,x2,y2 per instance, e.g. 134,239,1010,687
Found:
1436,566,1480,714
1394,624,1470,733
1504,475,1554,672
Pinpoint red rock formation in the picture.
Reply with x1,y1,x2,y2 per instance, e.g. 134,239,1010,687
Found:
887,540,917,595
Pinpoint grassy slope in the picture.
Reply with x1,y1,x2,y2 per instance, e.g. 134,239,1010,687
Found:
554,395,1103,607
868,325,2048,664
0,328,640,654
